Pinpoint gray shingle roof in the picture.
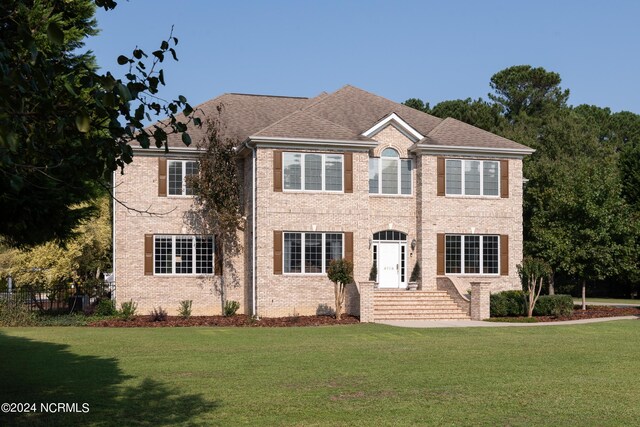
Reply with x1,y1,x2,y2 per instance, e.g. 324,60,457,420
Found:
422,117,531,150
157,85,530,152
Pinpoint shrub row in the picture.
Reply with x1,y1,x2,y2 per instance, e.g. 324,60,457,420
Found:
490,291,574,317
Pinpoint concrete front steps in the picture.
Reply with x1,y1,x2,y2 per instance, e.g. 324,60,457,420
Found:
373,290,470,321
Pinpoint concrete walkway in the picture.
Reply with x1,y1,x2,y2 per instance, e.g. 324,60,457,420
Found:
379,315,639,328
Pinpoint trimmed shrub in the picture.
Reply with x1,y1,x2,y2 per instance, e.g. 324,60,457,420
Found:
533,295,574,317
178,300,192,319
223,300,240,317
119,300,138,320
490,290,526,317
150,307,168,322
0,298,36,326
410,262,420,282
95,299,117,316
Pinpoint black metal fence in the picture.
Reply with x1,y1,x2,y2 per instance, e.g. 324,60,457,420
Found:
0,282,116,313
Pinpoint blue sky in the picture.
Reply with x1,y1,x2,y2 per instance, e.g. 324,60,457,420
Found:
85,0,640,114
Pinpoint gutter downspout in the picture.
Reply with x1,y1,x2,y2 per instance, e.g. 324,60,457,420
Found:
112,170,116,303
244,141,258,318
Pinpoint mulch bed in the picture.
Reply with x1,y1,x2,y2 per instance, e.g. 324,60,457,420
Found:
533,305,640,322
88,314,360,328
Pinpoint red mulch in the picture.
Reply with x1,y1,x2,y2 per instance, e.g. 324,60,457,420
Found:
533,305,640,322
88,314,360,328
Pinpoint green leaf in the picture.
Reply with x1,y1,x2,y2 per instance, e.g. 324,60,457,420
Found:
182,132,192,146
152,50,164,61
117,55,129,65
169,48,178,61
75,113,91,133
183,104,193,117
194,117,202,127
117,83,132,102
178,95,187,104
133,49,143,59
160,40,169,50
158,69,165,86
47,22,64,45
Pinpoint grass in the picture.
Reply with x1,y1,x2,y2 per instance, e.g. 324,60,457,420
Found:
1,322,639,426
573,297,640,305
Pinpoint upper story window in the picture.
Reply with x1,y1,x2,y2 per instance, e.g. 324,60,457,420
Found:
154,235,214,275
446,159,499,196
168,160,199,196
369,148,412,195
283,152,343,192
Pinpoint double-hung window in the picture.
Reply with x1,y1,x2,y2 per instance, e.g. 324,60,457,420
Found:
445,159,499,196
445,235,499,275
283,232,343,274
168,160,199,196
154,235,214,275
282,152,343,192
369,148,412,195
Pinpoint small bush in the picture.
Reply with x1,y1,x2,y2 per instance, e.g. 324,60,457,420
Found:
223,300,240,317
94,299,117,316
533,295,574,317
150,306,168,322
120,300,138,320
178,300,192,319
410,261,420,282
369,262,377,281
490,290,526,317
0,298,36,326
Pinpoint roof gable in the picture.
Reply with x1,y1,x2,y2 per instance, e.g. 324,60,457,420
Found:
361,112,424,142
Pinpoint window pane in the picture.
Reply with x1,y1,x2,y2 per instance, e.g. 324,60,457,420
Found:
325,233,343,270
304,233,322,273
325,155,343,191
483,161,499,196
464,235,480,274
465,160,481,195
168,161,183,195
184,161,199,195
154,236,173,274
483,236,499,274
369,158,379,193
174,237,193,274
304,154,322,191
283,153,302,190
401,245,406,283
400,159,411,195
381,158,398,194
381,148,399,157
446,160,462,195
284,233,301,273
195,236,214,274
445,235,461,274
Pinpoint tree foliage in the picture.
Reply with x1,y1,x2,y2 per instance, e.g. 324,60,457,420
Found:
0,194,112,293
405,64,640,297
188,118,243,308
517,257,552,318
488,65,570,119
327,258,353,320
1,0,198,246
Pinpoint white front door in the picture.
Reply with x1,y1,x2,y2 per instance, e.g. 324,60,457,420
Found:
378,242,401,288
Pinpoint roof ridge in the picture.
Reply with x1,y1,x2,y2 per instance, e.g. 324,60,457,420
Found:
225,92,309,99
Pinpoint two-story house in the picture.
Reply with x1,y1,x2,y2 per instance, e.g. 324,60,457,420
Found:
113,85,533,321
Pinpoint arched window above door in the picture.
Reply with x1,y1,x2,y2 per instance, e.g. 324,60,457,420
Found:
373,230,407,241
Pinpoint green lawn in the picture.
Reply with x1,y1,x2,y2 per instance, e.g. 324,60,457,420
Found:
573,297,640,305
1,322,639,426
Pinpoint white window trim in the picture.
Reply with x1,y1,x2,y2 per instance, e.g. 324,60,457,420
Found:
283,232,344,275
361,113,424,142
369,157,413,196
153,235,215,276
445,234,500,276
282,152,344,193
445,159,500,198
167,160,198,197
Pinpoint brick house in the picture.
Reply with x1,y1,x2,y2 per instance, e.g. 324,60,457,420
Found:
113,85,533,321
